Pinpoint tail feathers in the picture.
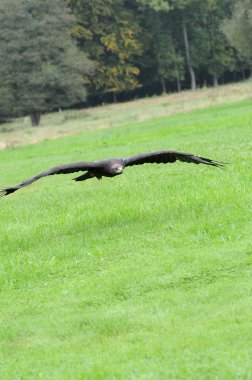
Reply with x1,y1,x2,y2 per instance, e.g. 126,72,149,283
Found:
0,187,19,197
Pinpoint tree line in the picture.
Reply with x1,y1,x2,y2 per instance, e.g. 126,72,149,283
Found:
0,0,251,125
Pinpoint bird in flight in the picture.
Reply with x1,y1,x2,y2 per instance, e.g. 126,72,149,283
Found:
0,150,224,197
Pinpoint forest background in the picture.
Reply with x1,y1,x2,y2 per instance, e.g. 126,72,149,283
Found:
0,0,251,125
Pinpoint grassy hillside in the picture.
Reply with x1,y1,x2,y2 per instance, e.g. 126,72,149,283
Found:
0,80,252,149
0,98,252,379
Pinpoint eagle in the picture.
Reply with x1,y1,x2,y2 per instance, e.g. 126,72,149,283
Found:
0,150,224,197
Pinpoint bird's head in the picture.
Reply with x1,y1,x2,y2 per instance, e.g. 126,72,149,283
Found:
112,164,124,175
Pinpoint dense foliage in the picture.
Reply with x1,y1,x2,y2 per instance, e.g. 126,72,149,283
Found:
0,0,251,123
0,0,93,125
222,0,252,65
68,0,252,97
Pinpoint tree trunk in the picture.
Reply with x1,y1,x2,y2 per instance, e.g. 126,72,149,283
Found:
182,20,196,90
30,110,41,126
174,61,181,92
176,75,181,92
250,69,252,78
213,75,218,87
161,78,167,94
113,92,117,103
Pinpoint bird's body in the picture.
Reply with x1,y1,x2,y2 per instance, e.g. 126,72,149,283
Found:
0,150,224,197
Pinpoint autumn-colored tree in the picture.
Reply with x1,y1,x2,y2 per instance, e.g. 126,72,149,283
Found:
68,0,143,101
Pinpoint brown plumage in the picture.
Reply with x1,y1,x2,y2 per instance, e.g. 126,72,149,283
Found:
0,150,225,197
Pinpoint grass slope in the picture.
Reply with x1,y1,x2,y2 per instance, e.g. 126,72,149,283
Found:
1,80,252,149
0,100,252,379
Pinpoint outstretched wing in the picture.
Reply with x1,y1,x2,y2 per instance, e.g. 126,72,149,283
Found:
0,161,99,197
123,150,225,168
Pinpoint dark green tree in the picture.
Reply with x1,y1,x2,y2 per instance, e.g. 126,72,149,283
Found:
222,0,252,71
181,0,235,87
0,0,93,126
136,0,169,11
166,0,236,88
144,10,184,93
137,0,200,90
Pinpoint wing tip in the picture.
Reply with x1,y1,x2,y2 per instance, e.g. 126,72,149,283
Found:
0,189,8,198
0,187,18,197
197,156,227,170
210,160,228,170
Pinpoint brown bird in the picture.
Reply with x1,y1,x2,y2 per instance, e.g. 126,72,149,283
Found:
0,150,224,197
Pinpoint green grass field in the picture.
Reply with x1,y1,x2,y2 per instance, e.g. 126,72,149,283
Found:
0,97,252,379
